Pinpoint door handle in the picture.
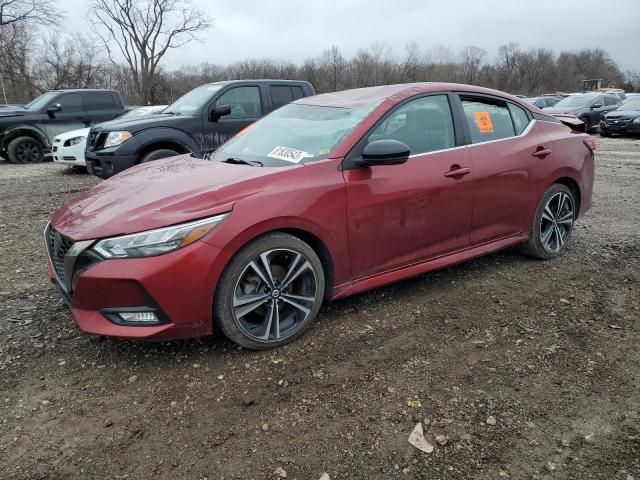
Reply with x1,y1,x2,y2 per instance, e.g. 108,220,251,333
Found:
444,167,471,178
532,148,552,158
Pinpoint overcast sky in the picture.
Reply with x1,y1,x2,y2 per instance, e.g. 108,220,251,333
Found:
59,0,640,71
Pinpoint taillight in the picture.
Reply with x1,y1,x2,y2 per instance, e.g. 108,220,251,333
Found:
583,138,596,153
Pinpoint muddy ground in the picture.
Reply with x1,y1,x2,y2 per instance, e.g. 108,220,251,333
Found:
1,137,639,480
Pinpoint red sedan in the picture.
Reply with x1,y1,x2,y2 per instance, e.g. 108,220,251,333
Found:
46,83,595,349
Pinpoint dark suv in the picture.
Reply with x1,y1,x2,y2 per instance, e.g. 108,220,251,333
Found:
85,80,316,178
0,89,126,163
543,92,621,132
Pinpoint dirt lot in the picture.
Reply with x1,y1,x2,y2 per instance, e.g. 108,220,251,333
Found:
1,137,639,480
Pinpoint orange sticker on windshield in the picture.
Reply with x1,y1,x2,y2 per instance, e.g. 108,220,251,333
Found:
474,111,494,133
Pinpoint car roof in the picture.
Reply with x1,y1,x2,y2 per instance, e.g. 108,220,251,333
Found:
47,89,117,93
295,83,529,109
207,79,311,86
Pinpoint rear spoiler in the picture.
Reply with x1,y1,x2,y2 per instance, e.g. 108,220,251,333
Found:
549,114,586,133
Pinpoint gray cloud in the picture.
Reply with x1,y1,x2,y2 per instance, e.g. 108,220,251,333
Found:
59,0,640,71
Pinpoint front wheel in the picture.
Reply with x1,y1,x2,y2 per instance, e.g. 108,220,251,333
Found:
139,149,179,164
214,232,325,350
520,184,576,260
7,136,45,164
579,116,591,133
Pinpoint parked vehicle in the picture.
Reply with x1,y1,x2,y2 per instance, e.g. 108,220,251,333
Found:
599,98,640,136
544,92,621,132
523,96,562,108
84,80,316,179
46,82,595,349
596,88,626,102
0,89,126,163
52,106,167,167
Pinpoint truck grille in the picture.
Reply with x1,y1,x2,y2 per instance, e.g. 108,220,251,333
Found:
46,225,73,286
87,130,106,151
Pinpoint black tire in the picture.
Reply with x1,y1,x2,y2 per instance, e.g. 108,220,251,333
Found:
139,149,179,164
7,136,45,164
600,130,611,138
579,116,591,133
214,232,325,350
520,183,576,260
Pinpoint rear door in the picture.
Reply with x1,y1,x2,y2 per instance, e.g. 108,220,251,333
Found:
343,93,474,279
456,94,552,244
202,85,264,150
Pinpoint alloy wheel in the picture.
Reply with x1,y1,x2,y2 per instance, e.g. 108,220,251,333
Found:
16,140,42,163
540,191,574,253
232,248,318,342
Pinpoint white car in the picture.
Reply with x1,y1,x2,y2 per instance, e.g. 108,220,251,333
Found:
52,105,167,167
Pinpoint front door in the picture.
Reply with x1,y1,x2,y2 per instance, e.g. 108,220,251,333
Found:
201,85,264,151
343,94,474,279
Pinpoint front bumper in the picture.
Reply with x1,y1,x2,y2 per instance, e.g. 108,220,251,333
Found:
52,143,87,166
85,150,138,179
47,238,233,341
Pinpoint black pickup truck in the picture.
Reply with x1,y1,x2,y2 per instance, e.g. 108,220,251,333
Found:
0,89,126,163
85,79,315,178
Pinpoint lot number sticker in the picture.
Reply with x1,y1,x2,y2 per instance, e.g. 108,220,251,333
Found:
267,146,311,163
474,111,494,133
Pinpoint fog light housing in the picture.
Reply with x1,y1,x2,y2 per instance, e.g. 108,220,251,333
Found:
102,308,164,326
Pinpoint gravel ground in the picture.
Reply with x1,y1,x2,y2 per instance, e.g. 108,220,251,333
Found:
1,137,639,480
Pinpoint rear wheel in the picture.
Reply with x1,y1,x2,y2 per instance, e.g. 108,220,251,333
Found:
139,148,179,164
520,184,576,260
214,232,325,350
7,136,45,164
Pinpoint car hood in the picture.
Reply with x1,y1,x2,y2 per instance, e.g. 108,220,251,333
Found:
0,106,30,118
51,155,298,241
605,110,640,118
55,127,90,140
543,106,585,114
93,113,193,133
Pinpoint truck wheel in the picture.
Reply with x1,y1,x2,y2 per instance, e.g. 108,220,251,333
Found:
139,149,179,164
7,136,45,164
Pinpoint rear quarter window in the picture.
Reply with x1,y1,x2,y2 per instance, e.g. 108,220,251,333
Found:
508,103,531,135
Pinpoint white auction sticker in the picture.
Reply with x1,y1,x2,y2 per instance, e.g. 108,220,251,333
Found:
267,146,311,163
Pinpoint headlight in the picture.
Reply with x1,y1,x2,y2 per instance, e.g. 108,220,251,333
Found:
104,131,132,148
632,117,640,124
64,136,85,147
93,214,229,258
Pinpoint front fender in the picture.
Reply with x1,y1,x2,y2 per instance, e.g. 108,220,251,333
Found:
131,127,198,154
1,124,49,149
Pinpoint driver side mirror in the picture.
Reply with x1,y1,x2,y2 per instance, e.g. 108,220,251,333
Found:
591,103,602,109
208,104,231,122
358,139,410,167
46,103,62,118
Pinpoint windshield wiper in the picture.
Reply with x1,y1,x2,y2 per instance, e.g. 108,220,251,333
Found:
223,157,263,167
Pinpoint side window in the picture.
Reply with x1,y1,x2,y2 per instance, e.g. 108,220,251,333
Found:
367,95,456,155
508,103,530,135
592,96,604,107
291,86,304,100
57,93,82,113
270,85,293,109
461,97,515,144
216,86,262,119
84,93,117,110
604,96,617,106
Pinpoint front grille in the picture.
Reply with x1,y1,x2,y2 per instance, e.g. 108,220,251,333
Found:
46,225,74,287
605,117,631,127
63,156,77,161
86,130,106,151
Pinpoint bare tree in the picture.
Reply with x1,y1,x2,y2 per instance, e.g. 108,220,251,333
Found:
0,0,60,27
90,0,212,104
459,45,486,85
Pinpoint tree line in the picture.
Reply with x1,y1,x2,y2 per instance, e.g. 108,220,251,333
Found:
1,0,638,105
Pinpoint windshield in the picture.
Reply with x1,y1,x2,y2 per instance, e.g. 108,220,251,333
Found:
164,85,222,115
619,100,640,111
24,92,59,111
211,102,381,166
554,95,594,108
